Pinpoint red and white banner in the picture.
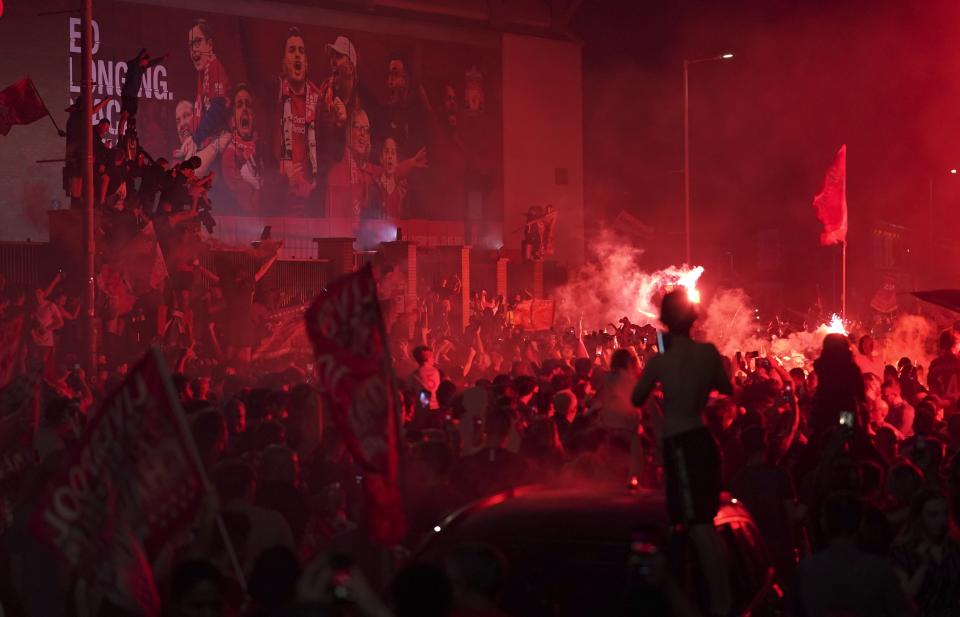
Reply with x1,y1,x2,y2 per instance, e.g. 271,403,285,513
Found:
304,263,405,545
512,299,556,331
31,348,204,616
812,144,848,246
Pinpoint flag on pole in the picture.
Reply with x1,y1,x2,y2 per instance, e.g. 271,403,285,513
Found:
812,144,848,246
0,77,49,136
304,263,406,545
30,348,205,616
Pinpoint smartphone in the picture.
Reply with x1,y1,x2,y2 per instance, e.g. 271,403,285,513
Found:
329,553,352,603
419,390,431,408
779,383,794,405
838,410,855,427
745,350,760,359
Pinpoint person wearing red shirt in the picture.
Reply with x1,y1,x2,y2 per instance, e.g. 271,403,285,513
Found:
327,108,427,231
222,84,263,214
277,27,322,214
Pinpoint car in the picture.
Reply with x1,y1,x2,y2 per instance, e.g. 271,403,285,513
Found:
412,485,781,616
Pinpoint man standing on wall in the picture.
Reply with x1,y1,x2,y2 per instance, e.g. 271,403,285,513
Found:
118,48,167,139
277,27,322,214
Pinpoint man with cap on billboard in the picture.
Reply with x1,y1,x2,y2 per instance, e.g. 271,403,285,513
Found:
318,34,379,193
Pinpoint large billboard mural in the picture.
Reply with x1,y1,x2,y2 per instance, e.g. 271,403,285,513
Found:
66,2,502,246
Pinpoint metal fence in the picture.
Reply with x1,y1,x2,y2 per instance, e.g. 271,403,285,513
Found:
0,242,56,293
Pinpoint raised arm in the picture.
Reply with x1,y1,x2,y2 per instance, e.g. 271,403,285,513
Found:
197,265,220,284
254,249,281,283
148,53,168,68
42,272,62,299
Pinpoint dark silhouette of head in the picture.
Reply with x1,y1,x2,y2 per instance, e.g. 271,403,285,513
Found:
659,290,697,336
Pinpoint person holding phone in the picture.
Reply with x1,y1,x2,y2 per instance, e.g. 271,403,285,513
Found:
810,333,866,437
631,290,732,617
409,345,441,411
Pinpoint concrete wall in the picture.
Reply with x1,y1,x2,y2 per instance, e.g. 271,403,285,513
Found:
501,33,584,266
0,4,70,241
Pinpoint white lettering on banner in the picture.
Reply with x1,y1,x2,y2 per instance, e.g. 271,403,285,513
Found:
315,353,349,393
68,58,80,94
152,65,169,100
68,17,100,55
41,372,154,551
96,60,113,96
66,16,174,136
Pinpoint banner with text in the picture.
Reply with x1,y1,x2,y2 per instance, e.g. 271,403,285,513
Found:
31,348,204,615
67,1,502,232
304,264,405,545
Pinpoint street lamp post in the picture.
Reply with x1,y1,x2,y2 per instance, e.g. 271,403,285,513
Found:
683,53,733,265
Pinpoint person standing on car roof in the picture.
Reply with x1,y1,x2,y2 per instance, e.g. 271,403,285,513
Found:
632,289,733,617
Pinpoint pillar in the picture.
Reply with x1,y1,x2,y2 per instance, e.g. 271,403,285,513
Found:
496,257,509,300
313,237,356,277
459,246,471,333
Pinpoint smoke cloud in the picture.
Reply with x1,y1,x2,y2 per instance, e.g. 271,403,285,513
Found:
879,314,936,370
553,229,940,371
552,228,703,327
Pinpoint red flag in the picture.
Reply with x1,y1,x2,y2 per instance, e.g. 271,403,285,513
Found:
812,144,848,246
0,77,48,136
304,264,406,545
30,348,205,616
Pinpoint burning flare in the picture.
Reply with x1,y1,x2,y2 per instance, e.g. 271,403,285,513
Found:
676,266,704,304
635,265,705,319
820,313,848,335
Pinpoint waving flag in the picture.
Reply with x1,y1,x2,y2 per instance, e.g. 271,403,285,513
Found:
304,264,405,545
0,77,48,136
812,144,848,246
31,348,205,616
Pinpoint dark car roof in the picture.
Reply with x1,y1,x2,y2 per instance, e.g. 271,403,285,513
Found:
414,486,766,616
428,485,751,546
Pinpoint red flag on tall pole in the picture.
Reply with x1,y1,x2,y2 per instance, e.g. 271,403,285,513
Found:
0,77,49,136
30,348,206,616
304,263,406,545
812,144,848,246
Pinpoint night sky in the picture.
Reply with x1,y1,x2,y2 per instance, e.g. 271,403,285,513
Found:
573,0,960,311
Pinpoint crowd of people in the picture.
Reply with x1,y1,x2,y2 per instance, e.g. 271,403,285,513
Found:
6,65,960,609
1,258,960,615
